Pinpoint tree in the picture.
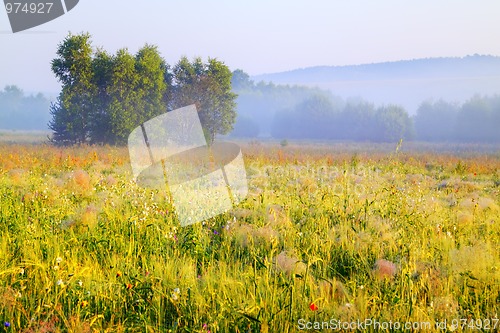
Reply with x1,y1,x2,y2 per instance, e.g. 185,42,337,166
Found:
50,32,96,144
171,57,237,144
88,48,113,144
339,101,376,141
135,45,168,122
374,105,414,142
455,95,499,142
103,45,168,145
231,69,253,91
414,100,458,142
106,48,140,145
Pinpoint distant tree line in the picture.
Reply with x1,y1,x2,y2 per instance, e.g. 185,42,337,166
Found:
50,33,236,145
414,96,500,143
230,69,341,138
230,70,500,143
0,85,50,130
271,95,414,142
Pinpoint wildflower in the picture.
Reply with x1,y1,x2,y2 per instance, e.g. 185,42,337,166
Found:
126,283,133,290
4,322,10,328
53,265,59,271
19,268,25,275
309,303,318,311
171,288,180,300
213,230,219,235
116,271,122,277
56,279,65,287
145,271,151,277
373,259,397,280
56,257,62,264
81,300,89,307
77,280,83,287
273,251,306,276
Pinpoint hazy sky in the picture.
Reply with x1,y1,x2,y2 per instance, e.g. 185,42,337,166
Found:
1,0,499,95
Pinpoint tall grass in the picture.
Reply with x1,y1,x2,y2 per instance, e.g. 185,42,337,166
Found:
0,143,498,332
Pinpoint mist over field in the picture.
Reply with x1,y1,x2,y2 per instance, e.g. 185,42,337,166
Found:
252,55,500,114
3,55,500,145
229,56,500,143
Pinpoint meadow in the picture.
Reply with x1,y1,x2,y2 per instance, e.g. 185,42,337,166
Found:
0,140,499,332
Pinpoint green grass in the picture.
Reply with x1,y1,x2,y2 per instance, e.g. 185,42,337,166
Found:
0,143,499,332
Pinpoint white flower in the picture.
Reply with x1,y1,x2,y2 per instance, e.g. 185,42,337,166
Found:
171,288,181,300
56,257,62,264
78,280,83,287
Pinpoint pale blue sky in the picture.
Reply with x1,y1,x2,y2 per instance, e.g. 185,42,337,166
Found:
1,0,499,94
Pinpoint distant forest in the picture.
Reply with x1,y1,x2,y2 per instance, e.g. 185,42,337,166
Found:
0,85,50,130
1,69,500,143
253,55,500,114
231,70,500,143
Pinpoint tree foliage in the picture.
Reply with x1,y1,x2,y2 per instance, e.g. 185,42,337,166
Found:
231,70,338,138
414,95,500,143
271,97,414,142
171,57,236,144
49,33,236,145
50,32,95,144
414,100,458,142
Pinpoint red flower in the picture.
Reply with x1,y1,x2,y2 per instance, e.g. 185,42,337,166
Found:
309,303,318,311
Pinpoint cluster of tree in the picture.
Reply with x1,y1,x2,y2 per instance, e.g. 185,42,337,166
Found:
271,95,414,142
50,33,236,145
414,95,500,143
0,85,50,130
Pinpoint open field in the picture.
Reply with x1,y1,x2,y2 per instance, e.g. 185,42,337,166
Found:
0,142,499,332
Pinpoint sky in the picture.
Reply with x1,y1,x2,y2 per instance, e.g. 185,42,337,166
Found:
1,0,500,95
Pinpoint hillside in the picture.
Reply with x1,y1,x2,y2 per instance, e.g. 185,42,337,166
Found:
252,55,500,113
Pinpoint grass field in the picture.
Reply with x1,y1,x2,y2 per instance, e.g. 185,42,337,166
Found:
0,141,499,332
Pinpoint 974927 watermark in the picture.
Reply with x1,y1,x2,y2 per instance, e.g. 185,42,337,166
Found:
3,0,79,32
